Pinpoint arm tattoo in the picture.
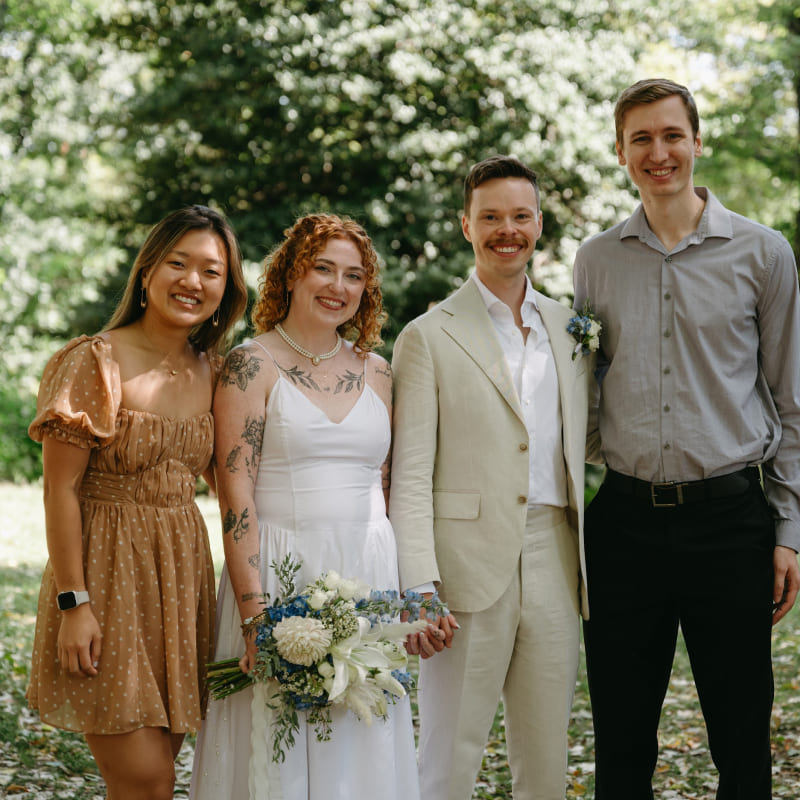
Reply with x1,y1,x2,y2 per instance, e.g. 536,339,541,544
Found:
375,364,392,380
241,590,262,602
225,416,265,482
247,553,261,570
219,348,262,391
278,363,321,391
222,507,251,543
334,369,364,394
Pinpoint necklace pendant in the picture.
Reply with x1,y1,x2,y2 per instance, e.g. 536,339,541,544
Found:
311,356,321,366
170,369,178,376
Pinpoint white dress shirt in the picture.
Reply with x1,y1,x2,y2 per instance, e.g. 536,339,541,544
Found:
472,272,568,509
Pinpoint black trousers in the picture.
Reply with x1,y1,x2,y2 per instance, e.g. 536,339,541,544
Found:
583,474,775,800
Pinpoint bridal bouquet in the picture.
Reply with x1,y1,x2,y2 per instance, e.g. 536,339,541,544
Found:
206,556,449,763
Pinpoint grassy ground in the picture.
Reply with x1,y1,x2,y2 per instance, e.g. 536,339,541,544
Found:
2,482,800,798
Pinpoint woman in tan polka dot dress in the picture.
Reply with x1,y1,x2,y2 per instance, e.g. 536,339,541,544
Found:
27,206,248,800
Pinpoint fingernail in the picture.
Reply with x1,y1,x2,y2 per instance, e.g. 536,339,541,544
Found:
93,661,99,668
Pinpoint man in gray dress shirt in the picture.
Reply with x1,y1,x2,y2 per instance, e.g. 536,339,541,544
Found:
573,78,800,799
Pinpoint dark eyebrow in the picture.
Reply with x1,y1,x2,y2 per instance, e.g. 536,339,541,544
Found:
480,207,536,214
169,249,224,265
628,126,686,138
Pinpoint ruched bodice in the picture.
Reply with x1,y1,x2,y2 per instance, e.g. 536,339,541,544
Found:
80,410,213,508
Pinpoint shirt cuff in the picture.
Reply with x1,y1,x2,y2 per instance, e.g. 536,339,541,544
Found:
775,519,800,553
403,582,436,597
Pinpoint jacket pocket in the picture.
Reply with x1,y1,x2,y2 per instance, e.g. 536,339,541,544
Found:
433,491,481,520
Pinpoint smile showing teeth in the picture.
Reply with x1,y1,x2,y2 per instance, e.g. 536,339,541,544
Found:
174,294,199,305
494,245,520,254
318,298,345,309
649,168,673,177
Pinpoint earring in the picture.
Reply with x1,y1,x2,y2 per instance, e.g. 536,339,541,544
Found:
212,307,220,327
140,287,147,308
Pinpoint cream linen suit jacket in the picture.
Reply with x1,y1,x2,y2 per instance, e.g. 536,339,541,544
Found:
390,278,591,619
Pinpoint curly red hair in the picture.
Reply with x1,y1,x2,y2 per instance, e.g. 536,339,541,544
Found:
251,214,386,353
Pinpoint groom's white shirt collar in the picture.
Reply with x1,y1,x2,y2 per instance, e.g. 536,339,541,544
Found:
470,271,541,328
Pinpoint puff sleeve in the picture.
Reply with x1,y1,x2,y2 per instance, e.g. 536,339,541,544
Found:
28,335,121,448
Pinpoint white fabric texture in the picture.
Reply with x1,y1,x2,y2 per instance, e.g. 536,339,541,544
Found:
190,368,420,800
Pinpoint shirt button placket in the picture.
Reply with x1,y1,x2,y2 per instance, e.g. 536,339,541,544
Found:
660,255,676,473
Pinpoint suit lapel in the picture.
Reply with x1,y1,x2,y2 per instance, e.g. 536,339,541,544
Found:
538,293,584,497
439,280,524,422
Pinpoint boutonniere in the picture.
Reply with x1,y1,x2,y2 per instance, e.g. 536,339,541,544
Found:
567,300,602,361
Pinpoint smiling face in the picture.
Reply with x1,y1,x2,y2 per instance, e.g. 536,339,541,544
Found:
616,94,702,205
461,176,542,293
141,229,228,330
288,236,367,330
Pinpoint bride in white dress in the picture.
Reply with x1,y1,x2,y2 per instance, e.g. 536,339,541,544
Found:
190,214,422,800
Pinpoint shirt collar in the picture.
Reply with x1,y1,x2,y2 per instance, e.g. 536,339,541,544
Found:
471,271,540,321
619,187,734,247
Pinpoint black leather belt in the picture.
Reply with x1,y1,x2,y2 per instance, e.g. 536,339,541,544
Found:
603,467,758,508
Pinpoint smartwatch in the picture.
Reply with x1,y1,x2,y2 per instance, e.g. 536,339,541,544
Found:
57,590,90,611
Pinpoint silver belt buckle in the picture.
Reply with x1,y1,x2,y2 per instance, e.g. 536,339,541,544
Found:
650,482,685,508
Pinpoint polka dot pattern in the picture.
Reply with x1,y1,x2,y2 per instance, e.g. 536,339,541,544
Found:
26,336,216,735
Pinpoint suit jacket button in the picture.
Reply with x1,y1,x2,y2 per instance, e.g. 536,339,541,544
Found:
519,442,528,451
517,495,527,504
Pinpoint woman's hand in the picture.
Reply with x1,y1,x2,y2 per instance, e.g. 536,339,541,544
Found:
57,604,103,677
238,627,259,674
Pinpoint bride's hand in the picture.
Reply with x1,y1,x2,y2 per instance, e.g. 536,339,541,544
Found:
239,631,259,674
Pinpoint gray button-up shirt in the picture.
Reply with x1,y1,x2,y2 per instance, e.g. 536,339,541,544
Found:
574,187,800,551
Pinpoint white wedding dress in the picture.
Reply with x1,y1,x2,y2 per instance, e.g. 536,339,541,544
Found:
190,343,420,800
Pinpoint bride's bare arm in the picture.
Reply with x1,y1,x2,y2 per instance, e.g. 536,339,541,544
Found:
213,342,275,670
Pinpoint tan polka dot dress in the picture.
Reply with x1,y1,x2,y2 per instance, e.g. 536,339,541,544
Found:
26,336,216,735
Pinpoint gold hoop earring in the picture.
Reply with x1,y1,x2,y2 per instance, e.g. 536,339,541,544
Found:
212,307,220,327
140,287,147,308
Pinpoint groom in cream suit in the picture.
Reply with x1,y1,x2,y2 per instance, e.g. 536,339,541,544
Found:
390,155,593,800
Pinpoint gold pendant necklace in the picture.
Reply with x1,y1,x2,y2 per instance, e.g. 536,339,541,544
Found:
140,324,189,376
275,323,342,366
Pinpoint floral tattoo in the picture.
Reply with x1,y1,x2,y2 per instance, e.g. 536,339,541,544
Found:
220,348,262,391
223,507,251,543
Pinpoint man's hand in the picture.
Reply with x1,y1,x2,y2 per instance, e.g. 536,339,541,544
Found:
772,545,800,625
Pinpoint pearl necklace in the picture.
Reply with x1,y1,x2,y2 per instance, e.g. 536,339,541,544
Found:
275,323,342,366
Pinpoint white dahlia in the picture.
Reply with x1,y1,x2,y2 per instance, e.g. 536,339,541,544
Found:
273,616,332,666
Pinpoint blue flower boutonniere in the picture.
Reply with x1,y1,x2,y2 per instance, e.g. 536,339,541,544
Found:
567,300,602,361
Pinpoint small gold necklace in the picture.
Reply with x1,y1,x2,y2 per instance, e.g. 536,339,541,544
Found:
140,326,190,376
275,323,342,366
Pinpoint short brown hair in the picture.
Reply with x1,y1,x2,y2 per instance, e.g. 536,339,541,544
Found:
251,214,386,354
463,155,540,216
615,78,700,145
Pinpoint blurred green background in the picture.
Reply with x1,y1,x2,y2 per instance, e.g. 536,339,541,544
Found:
2,0,798,482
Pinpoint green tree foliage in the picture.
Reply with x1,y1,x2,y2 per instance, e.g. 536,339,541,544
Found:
683,0,799,251
0,0,125,479
94,0,651,333
1,0,797,482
